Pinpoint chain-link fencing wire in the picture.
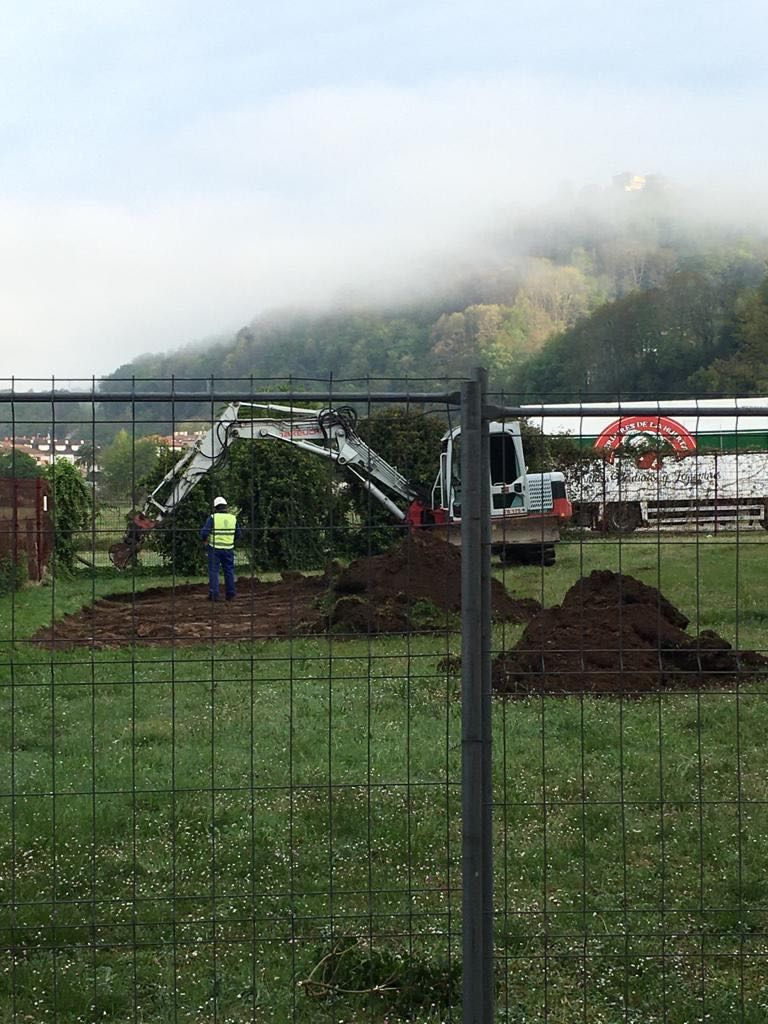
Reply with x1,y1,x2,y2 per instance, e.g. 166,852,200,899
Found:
2,378,767,1023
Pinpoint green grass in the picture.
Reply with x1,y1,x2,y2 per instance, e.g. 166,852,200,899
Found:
1,535,768,1021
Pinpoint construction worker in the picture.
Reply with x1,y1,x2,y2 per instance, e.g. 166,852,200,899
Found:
200,496,242,601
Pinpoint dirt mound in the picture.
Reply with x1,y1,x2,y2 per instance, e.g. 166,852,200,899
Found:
492,569,768,696
319,532,541,633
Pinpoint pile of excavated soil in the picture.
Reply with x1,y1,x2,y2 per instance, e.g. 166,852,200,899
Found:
318,531,541,633
492,569,768,696
32,533,540,649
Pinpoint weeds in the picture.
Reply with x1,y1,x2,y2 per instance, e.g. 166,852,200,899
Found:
301,933,460,1017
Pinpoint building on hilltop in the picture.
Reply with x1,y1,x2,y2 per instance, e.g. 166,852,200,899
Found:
612,172,670,194
612,172,647,193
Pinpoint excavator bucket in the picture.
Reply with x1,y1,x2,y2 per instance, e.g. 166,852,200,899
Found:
108,541,137,569
109,513,157,569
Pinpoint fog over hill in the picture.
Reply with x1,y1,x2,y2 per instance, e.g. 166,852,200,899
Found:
4,0,768,383
3,183,768,441
91,187,768,405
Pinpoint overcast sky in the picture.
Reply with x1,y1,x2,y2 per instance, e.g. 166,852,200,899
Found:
2,0,767,383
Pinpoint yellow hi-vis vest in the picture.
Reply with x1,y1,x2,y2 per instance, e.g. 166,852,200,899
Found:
210,512,236,549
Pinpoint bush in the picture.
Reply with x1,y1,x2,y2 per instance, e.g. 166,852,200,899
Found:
0,555,28,596
520,419,600,473
140,408,449,572
98,430,160,503
144,439,348,574
344,408,448,556
46,461,93,571
0,451,43,479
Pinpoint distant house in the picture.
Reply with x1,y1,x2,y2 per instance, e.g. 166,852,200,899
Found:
0,435,88,469
147,430,206,451
611,171,669,194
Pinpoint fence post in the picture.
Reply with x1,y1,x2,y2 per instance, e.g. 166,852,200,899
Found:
461,371,493,1023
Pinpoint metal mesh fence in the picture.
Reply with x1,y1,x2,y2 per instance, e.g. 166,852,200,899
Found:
493,395,768,1024
1,378,767,1022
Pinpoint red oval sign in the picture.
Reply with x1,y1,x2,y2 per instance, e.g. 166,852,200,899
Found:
595,415,697,468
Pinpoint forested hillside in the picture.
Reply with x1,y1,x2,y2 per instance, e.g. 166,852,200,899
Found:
102,192,768,400
4,191,768,440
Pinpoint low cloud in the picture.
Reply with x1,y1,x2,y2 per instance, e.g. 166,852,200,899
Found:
3,73,768,381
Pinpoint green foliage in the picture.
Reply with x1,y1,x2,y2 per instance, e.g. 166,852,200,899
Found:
143,409,449,573
46,460,93,571
689,275,768,394
0,396,95,441
346,408,447,555
427,261,602,384
356,408,447,494
144,450,211,575
98,430,160,502
225,437,344,570
520,419,597,474
0,450,43,479
518,263,768,400
0,554,27,595
407,597,453,630
145,437,345,574
303,933,460,1016
74,441,98,480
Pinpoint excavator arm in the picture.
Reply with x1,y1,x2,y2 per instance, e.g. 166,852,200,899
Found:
109,403,423,568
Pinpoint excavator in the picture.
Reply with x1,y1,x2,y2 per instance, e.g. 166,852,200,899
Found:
108,403,571,569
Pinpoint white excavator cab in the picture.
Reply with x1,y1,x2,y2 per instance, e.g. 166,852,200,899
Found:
435,421,529,520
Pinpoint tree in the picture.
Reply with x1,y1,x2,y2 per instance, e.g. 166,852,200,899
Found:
99,430,160,503
46,460,92,571
347,408,448,554
225,438,346,571
517,258,595,333
515,259,766,400
143,436,348,574
0,450,43,479
75,442,98,481
690,275,768,394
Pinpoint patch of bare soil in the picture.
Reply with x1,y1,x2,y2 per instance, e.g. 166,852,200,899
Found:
33,533,540,650
317,531,540,633
33,574,329,649
492,569,768,696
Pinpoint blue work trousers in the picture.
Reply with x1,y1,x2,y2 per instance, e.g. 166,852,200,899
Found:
207,547,236,600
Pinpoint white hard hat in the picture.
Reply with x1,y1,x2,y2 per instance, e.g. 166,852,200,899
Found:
213,495,228,507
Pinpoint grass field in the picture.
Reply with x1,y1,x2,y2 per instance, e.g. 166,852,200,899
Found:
1,534,768,1022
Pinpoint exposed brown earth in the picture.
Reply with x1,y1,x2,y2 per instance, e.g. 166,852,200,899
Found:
492,569,768,696
36,545,762,696
319,532,541,633
32,532,540,649
33,573,329,649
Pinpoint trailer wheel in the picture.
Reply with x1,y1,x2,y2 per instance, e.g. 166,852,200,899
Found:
601,502,642,534
500,543,556,567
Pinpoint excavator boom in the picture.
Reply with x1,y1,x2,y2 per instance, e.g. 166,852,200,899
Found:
109,404,420,567
109,402,571,569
